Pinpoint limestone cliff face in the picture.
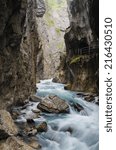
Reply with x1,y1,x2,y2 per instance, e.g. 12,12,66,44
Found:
0,0,45,109
65,0,99,93
36,0,69,81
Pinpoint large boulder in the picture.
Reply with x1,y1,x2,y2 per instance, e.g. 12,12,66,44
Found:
0,136,35,150
0,110,18,140
37,95,69,113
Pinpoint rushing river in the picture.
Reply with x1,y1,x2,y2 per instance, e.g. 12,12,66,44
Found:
16,79,99,150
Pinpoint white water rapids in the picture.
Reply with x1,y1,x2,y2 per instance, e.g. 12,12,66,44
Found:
36,79,99,150
16,79,99,150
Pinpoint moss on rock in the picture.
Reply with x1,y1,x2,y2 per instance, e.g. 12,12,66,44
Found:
70,56,81,65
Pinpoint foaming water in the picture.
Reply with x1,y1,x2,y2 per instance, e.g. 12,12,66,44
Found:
36,79,99,150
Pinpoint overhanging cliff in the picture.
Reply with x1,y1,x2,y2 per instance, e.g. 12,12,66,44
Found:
64,0,99,93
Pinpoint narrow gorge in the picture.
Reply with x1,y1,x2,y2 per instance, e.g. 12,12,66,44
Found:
0,0,99,150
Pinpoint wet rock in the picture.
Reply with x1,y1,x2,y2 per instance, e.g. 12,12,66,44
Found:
22,123,38,136
21,103,32,110
29,138,41,149
84,94,95,102
17,130,26,138
27,119,35,127
29,95,42,102
76,92,87,97
0,136,34,150
11,110,21,120
80,110,88,116
95,101,99,105
24,110,40,120
72,103,84,112
66,127,73,134
52,77,59,83
0,110,18,140
16,100,30,108
60,127,73,134
36,122,48,132
37,95,69,113
27,129,38,136
0,130,9,140
20,124,37,137
24,99,30,104
95,97,99,105
64,84,72,90
50,124,59,131
31,109,41,113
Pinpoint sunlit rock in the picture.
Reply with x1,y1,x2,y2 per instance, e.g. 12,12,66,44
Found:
37,95,69,113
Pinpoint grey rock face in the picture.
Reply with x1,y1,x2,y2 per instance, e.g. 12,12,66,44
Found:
0,0,46,109
0,0,27,109
35,0,46,17
0,110,18,140
64,0,99,93
36,0,69,81
67,0,94,44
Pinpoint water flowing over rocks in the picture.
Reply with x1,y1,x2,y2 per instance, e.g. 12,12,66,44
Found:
37,95,69,113
8,80,99,150
72,103,84,112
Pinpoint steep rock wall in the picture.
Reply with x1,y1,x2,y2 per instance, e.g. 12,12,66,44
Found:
36,0,69,81
0,0,45,109
65,0,99,93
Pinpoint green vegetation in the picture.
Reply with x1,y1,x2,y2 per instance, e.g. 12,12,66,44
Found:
55,28,61,35
70,56,82,65
45,11,54,27
70,55,89,65
44,0,66,27
47,19,54,26
57,42,64,50
47,0,66,10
